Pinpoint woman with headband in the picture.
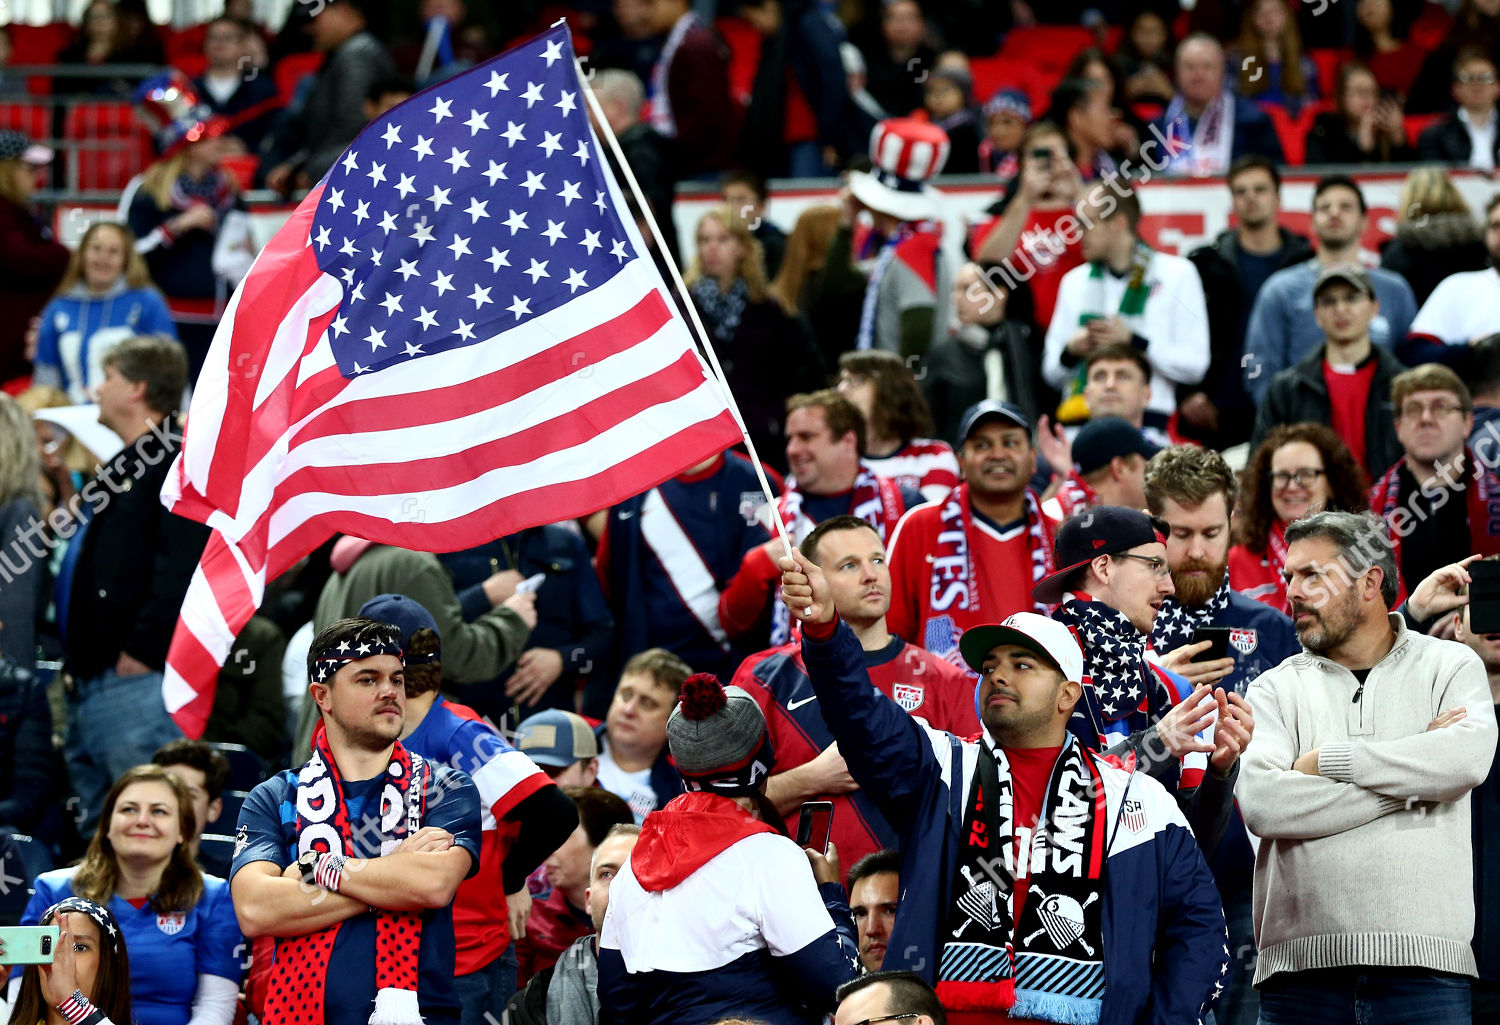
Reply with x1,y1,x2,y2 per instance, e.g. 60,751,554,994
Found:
3,896,133,1025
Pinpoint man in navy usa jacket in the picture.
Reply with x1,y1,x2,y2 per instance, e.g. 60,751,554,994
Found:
779,554,1228,1025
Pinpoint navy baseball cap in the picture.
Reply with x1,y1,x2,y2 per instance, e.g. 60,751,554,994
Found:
957,400,1030,445
1032,506,1166,605
1071,416,1160,476
358,593,440,663
515,709,600,767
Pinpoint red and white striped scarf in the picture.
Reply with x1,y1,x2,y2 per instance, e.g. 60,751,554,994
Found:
1371,448,1500,590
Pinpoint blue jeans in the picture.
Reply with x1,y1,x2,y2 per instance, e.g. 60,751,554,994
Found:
1259,966,1471,1025
65,668,182,836
453,943,518,1025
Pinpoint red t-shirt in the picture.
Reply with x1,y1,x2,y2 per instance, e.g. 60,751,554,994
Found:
1323,356,1377,471
968,208,1085,330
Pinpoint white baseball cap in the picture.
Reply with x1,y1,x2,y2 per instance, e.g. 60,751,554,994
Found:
958,612,1085,683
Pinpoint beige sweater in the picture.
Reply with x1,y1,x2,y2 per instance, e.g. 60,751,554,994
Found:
1237,614,1497,984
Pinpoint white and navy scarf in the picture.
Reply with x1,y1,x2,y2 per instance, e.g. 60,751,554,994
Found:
1052,595,1166,745
1160,89,1236,177
1149,571,1232,653
690,276,749,345
647,11,697,138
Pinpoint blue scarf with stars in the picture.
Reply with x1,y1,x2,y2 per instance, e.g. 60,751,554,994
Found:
1052,594,1170,750
1148,573,1232,655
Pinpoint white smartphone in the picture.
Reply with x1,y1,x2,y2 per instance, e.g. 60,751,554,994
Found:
0,925,61,965
515,572,547,595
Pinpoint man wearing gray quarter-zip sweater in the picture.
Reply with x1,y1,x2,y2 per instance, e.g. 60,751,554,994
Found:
1238,510,1497,1024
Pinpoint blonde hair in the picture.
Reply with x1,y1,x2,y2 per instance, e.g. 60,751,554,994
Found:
685,204,788,312
1397,167,1473,223
141,148,238,211
16,385,99,476
54,221,154,296
0,157,31,206
0,394,42,510
770,205,840,315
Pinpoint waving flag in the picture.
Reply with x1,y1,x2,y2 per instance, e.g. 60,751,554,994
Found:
160,24,743,736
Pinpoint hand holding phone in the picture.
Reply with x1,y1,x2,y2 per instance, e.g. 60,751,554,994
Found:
0,925,60,966
1190,627,1233,663
515,572,547,596
795,800,834,855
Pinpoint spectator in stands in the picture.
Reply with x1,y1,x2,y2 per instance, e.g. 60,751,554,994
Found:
645,0,741,179
0,132,69,385
1305,62,1413,164
0,643,52,840
1472,333,1500,441
362,76,414,120
922,261,1047,439
1155,33,1285,176
203,615,287,765
1243,175,1417,404
590,0,665,85
516,709,600,788
1186,156,1312,449
845,849,899,972
128,71,256,381
1354,0,1425,100
1042,416,1157,520
839,42,886,150
594,649,689,822
150,740,230,855
1373,364,1500,594
1074,341,1169,448
1046,78,1118,182
1252,265,1405,476
360,593,576,1025
1418,48,1500,170
597,447,778,683
26,765,241,1025
686,205,824,473
735,515,977,876
780,558,1230,1016
834,972,946,1025
263,0,396,192
294,535,535,755
846,119,953,359
720,170,788,279
33,223,175,405
858,0,936,118
1042,182,1210,437
55,0,164,97
835,350,959,501
1410,0,1500,112
520,787,634,985
1381,168,1488,316
5,897,134,1025
978,89,1029,185
1404,193,1500,364
1229,0,1319,114
886,401,1058,664
1230,422,1371,612
1066,48,1150,169
770,205,853,369
922,68,981,175
232,617,480,1025
58,337,206,834
737,0,850,179
0,393,43,668
597,672,859,1025
1118,10,1176,106
588,69,676,266
1238,511,1495,1023
438,526,615,721
195,16,279,155
972,122,1086,332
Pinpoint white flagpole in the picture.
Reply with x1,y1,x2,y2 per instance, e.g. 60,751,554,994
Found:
573,55,799,564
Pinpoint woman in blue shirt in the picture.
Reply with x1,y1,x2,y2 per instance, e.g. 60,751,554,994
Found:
33,221,175,404
23,765,242,1025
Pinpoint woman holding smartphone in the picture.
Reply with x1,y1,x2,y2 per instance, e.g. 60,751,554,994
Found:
3,896,133,1025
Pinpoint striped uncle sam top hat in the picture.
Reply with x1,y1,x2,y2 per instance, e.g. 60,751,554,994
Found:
849,117,950,223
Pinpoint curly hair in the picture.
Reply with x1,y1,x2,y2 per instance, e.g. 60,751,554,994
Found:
1144,444,1237,517
837,350,935,444
1237,423,1370,554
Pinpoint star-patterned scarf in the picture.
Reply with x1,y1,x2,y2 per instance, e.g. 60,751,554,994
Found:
1148,572,1232,654
264,724,428,1025
1052,594,1168,748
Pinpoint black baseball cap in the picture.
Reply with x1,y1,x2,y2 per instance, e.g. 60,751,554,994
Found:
1032,506,1165,605
957,400,1030,445
1071,416,1160,476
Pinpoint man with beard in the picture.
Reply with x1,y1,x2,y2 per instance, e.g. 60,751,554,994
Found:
778,559,1229,1022
1238,512,1496,1023
1143,446,1297,1025
1034,507,1253,854
886,401,1059,668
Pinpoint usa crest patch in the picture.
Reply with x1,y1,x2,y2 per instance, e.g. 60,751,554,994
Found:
1229,628,1257,654
892,684,924,713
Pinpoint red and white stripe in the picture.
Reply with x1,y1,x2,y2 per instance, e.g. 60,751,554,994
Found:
161,185,742,736
869,118,951,182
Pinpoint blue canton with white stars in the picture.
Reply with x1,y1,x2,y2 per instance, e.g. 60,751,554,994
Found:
310,27,636,378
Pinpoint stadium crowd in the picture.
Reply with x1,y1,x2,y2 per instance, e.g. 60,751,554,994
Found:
4,0,1500,1024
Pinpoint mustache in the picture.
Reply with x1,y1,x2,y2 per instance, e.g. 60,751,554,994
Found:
1289,603,1322,618
1176,558,1221,574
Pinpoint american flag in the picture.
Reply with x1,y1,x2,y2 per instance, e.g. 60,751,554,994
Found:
160,24,743,736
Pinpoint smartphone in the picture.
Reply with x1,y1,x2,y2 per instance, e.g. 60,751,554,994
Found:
515,572,547,595
1028,147,1054,163
795,801,834,855
0,926,60,965
1470,561,1500,634
1190,627,1233,663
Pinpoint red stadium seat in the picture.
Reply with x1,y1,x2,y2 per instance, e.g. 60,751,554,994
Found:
273,51,323,108
8,23,72,64
172,53,208,78
1001,25,1096,72
220,152,260,191
64,101,152,191
1306,48,1351,100
0,103,50,141
1404,113,1441,143
168,23,208,64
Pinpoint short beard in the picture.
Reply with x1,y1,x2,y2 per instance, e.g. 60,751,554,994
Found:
1172,558,1227,608
1293,592,1360,653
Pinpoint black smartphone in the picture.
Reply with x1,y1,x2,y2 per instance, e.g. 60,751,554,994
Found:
1029,147,1055,163
1190,626,1233,663
795,800,834,854
1470,561,1500,634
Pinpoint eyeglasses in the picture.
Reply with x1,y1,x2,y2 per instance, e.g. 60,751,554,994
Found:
849,1015,922,1025
1271,468,1326,489
1112,553,1170,578
1397,400,1467,420
1457,72,1498,85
